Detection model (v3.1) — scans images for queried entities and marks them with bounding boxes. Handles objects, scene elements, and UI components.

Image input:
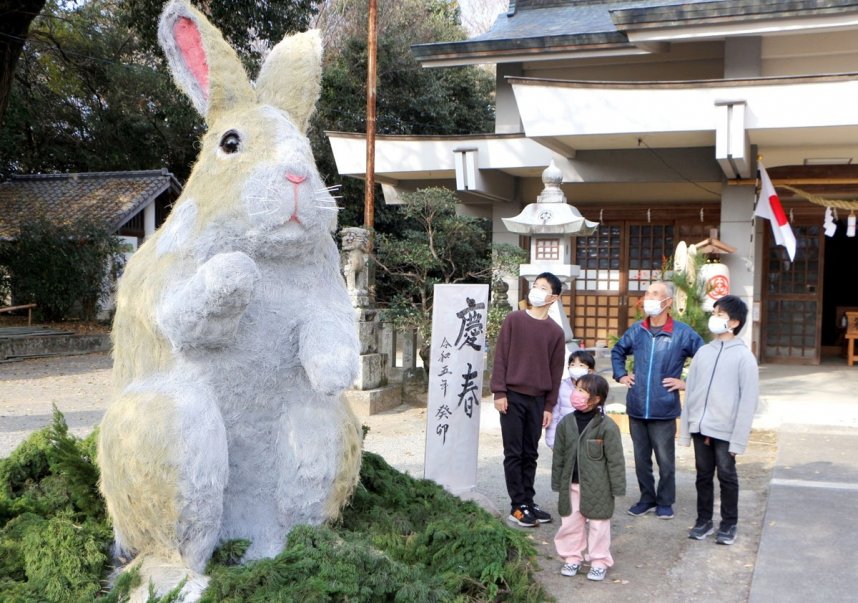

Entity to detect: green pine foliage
[667,251,712,344]
[45,407,103,518]
[1,412,549,602]
[20,511,112,601]
[201,452,547,602]
[0,409,112,602]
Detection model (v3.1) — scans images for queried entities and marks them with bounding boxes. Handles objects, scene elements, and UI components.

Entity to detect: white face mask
[643,298,665,317]
[528,288,550,307]
[708,315,732,335]
[569,367,589,380]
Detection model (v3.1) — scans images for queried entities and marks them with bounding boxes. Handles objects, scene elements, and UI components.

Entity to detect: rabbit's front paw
[199,252,261,312]
[157,252,261,349]
[303,350,358,395]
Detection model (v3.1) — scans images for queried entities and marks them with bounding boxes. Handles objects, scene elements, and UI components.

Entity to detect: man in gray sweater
[679,295,759,545]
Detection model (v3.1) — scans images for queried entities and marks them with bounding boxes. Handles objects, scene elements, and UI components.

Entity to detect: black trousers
[692,432,739,528]
[499,390,545,508]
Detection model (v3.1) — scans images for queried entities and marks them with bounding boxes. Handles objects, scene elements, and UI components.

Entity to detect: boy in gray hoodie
[679,295,759,545]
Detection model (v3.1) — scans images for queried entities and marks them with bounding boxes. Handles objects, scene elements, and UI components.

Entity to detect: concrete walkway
[749,361,858,603]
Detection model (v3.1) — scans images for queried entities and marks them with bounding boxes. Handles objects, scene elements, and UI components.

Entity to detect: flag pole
[748,154,761,268]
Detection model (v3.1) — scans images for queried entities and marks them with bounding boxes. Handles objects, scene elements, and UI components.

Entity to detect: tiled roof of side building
[0,170,180,240]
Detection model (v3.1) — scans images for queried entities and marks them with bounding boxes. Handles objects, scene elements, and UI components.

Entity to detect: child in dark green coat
[551,374,626,581]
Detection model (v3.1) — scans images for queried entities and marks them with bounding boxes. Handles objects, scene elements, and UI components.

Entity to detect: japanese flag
[755,163,796,261]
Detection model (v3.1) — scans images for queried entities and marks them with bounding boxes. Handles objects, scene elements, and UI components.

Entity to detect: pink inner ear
[174,17,209,100]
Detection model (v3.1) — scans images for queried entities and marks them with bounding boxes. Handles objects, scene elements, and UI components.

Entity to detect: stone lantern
[501,161,599,349]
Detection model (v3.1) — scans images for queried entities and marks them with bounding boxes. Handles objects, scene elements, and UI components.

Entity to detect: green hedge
[0,218,125,322]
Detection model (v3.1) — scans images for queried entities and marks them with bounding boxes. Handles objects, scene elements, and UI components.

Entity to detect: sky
[458,0,508,35]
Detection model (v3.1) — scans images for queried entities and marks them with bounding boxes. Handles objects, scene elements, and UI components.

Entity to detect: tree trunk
[0,0,46,127]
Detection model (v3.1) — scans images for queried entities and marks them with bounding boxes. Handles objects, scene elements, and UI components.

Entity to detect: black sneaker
[688,520,715,540]
[508,505,538,527]
[530,504,553,523]
[716,524,737,545]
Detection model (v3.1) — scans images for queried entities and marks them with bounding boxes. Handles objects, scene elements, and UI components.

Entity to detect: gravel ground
[1,352,113,455]
[0,352,777,602]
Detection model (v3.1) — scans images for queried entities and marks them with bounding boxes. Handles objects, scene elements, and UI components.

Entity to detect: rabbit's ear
[158,0,254,119]
[255,30,323,134]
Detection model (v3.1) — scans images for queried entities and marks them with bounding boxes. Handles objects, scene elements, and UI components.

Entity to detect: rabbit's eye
[219,130,241,154]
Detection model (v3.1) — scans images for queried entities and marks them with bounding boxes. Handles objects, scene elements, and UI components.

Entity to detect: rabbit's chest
[235,289,303,356]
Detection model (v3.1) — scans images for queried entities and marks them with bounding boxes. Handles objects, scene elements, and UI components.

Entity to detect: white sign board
[424,284,489,495]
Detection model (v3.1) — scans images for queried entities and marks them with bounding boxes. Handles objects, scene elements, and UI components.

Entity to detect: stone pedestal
[401,367,428,407]
[397,330,428,406]
[355,308,379,355]
[355,349,386,390]
[342,387,400,416]
[340,227,400,416]
[345,308,400,416]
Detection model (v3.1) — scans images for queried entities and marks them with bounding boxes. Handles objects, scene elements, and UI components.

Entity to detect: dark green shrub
[0,217,125,321]
[0,410,111,601]
[21,511,112,601]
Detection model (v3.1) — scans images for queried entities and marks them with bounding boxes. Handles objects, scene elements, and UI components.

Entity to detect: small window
[535,238,560,260]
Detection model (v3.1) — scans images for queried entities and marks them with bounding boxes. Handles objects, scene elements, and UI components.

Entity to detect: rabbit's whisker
[245,192,279,216]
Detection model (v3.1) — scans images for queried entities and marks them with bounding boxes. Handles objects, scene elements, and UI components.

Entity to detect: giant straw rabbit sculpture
[97,1,362,598]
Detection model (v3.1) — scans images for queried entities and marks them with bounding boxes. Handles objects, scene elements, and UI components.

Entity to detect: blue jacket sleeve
[685,327,704,360]
[611,325,635,381]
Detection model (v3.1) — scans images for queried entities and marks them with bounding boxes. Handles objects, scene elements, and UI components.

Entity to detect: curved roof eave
[412,32,632,66]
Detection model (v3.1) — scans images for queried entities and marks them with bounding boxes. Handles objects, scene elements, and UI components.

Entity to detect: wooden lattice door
[571,223,675,348]
[762,224,823,364]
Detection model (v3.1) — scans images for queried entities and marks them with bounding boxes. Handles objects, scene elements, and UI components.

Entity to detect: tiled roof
[0,170,180,240]
[475,0,712,42]
[412,0,715,61]
[413,0,858,62]
[612,0,858,28]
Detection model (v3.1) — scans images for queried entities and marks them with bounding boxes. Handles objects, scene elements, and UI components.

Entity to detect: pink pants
[554,483,614,569]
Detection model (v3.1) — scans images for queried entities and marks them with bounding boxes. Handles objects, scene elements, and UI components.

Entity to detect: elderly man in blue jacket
[612,281,703,520]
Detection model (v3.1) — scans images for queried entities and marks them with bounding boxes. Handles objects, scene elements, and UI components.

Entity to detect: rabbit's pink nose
[286,173,306,184]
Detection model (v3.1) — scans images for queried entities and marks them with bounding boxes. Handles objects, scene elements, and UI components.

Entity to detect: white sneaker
[587,566,607,581]
[560,563,580,577]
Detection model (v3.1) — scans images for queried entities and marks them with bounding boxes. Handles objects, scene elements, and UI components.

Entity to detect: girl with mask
[545,351,596,448]
[551,373,626,582]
